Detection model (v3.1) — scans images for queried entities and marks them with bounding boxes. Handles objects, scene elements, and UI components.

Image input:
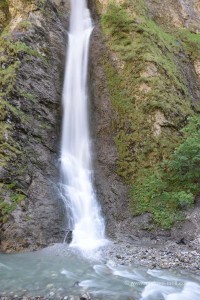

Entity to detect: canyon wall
[0,0,70,252]
[90,0,200,245]
[1,0,200,252]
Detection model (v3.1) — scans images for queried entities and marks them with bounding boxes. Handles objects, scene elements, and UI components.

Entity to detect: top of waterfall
[70,0,92,34]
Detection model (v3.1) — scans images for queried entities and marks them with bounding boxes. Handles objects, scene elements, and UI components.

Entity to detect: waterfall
[60,0,107,253]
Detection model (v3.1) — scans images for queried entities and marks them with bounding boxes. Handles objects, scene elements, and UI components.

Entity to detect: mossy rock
[100,1,200,228]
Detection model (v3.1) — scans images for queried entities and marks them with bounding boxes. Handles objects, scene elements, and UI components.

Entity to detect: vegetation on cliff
[0,0,66,237]
[132,116,200,228]
[0,20,40,224]
[0,0,68,252]
[100,1,200,228]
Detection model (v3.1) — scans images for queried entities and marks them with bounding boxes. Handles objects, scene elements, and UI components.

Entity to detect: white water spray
[60,0,107,252]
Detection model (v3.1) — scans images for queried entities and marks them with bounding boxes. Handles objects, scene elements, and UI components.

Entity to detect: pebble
[49,292,55,297]
[80,292,91,300]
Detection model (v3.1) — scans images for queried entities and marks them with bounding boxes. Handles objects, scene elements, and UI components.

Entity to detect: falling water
[60,0,107,253]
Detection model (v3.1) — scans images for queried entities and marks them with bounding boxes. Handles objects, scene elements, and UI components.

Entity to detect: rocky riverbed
[0,241,199,300]
[103,238,200,274]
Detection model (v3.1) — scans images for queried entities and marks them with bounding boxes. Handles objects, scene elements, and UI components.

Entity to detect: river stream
[0,244,200,299]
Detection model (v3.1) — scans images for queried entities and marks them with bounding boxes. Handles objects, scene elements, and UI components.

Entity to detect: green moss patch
[0,25,41,222]
[101,1,200,228]
[132,116,200,228]
[0,182,26,223]
[0,28,41,164]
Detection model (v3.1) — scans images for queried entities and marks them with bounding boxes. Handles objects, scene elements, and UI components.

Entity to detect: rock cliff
[1,0,200,252]
[90,0,200,245]
[0,0,70,252]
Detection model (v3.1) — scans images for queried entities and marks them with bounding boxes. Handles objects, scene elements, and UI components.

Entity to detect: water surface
[0,244,199,299]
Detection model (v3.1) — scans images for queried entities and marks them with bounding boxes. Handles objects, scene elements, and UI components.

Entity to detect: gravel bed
[103,238,200,274]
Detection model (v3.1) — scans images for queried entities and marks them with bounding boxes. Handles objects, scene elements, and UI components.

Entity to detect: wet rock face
[0,0,70,252]
[90,26,131,239]
[96,0,200,31]
[1,0,200,253]
[90,0,200,245]
[145,0,200,31]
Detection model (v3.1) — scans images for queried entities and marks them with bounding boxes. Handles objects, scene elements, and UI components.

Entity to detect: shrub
[132,116,200,228]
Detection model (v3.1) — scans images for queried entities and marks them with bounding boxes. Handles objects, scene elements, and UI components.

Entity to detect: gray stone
[0,0,69,253]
